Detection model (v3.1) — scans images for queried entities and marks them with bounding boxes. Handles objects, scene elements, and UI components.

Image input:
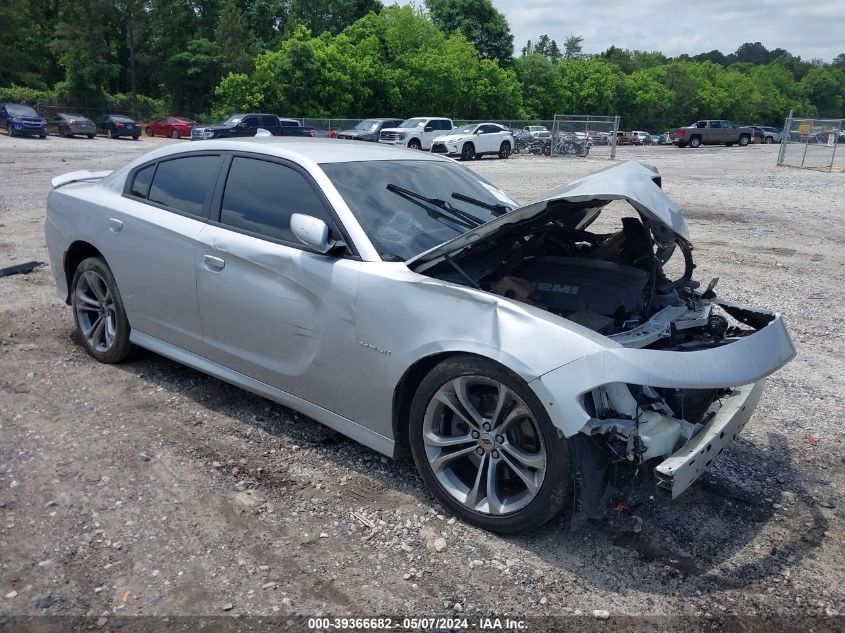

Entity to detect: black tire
[409,355,572,533]
[132,135,139,141]
[461,142,475,161]
[725,142,734,147]
[71,257,135,364]
[498,141,511,159]
[689,136,702,148]
[87,134,95,139]
[170,129,179,139]
[39,130,47,139]
[107,128,115,139]
[765,136,773,144]
[59,125,69,138]
[407,138,422,150]
[738,134,750,147]
[7,125,14,137]
[145,127,154,137]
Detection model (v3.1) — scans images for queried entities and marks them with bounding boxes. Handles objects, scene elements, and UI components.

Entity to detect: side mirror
[291,213,336,254]
[424,125,434,132]
[476,129,483,135]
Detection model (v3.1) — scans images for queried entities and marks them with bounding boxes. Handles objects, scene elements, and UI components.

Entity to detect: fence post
[610,116,620,159]
[777,110,792,166]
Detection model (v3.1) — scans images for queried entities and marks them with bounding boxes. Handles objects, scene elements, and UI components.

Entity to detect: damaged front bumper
[654,380,764,497]
[530,302,795,498]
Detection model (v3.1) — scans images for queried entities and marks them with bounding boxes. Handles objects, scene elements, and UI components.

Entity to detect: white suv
[379,117,453,150]
[431,123,514,160]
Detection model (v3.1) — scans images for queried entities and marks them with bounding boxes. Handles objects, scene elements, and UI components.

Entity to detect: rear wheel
[409,356,571,533]
[170,129,179,139]
[461,142,475,161]
[145,127,154,137]
[689,136,702,148]
[498,142,511,159]
[87,134,95,139]
[71,257,135,364]
[765,136,774,144]
[738,134,750,147]
[132,135,139,141]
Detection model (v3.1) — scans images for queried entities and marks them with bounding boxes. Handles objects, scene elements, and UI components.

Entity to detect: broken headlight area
[581,383,732,466]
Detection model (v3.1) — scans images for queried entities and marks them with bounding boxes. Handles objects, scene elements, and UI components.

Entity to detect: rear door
[108,152,223,352]
[195,153,362,415]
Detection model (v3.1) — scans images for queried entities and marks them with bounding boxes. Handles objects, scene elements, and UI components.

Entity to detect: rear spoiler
[51,170,112,189]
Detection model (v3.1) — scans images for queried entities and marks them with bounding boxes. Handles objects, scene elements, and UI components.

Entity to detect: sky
[493,0,845,62]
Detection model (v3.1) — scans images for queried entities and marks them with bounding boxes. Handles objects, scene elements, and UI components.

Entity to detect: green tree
[216,0,257,74]
[523,35,561,62]
[514,53,559,118]
[425,0,514,63]
[0,0,34,86]
[287,0,382,37]
[557,57,621,114]
[800,66,845,117]
[167,38,224,114]
[563,35,583,61]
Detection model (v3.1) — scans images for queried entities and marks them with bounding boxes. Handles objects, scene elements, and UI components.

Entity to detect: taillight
[679,129,686,137]
[309,130,317,137]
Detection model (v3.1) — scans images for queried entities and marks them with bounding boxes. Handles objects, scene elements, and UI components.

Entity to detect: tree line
[1,0,843,130]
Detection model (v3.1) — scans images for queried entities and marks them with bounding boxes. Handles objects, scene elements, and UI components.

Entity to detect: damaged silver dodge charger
[45,139,795,533]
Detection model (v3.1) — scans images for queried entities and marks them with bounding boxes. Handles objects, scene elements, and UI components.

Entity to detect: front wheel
[170,129,179,139]
[407,138,422,150]
[86,134,95,139]
[498,142,511,159]
[132,135,139,141]
[107,129,115,139]
[71,257,135,364]
[461,142,475,161]
[409,356,571,533]
[765,136,773,144]
[7,125,14,137]
[145,127,154,136]
[738,134,750,147]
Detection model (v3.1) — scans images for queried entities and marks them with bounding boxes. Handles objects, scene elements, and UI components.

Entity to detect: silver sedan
[45,139,795,532]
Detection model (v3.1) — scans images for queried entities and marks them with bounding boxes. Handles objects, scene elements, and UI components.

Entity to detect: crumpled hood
[407,160,690,268]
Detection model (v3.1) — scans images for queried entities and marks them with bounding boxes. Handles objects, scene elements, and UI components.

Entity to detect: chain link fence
[551,115,620,159]
[777,112,844,173]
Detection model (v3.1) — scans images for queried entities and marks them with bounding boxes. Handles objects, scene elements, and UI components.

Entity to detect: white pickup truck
[378,117,453,150]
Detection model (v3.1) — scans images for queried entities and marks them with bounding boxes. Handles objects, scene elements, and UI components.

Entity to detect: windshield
[222,115,243,126]
[354,119,380,131]
[112,115,133,122]
[448,124,477,136]
[398,118,426,129]
[321,160,518,261]
[8,105,39,117]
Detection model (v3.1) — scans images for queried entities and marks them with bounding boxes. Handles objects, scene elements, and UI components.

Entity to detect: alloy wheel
[74,270,117,353]
[422,376,547,515]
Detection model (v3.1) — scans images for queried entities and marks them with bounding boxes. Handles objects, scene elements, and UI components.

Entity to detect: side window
[438,120,451,130]
[260,115,278,127]
[241,116,258,128]
[129,164,156,199]
[723,121,734,129]
[709,121,721,128]
[148,155,220,216]
[220,157,331,244]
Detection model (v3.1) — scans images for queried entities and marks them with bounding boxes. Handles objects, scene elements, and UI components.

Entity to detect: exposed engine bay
[418,199,750,354]
[416,196,777,483]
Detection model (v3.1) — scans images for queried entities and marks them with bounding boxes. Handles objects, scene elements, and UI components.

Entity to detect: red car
[144,116,197,139]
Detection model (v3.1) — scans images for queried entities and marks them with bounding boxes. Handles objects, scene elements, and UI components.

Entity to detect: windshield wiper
[386,184,484,229]
[450,192,510,217]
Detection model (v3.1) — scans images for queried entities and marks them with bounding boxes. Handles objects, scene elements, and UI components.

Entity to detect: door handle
[203,254,225,271]
[108,218,123,232]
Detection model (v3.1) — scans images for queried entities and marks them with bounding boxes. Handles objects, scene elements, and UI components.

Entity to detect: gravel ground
[0,135,843,630]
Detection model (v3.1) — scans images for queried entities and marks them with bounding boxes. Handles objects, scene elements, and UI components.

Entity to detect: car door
[195,153,362,416]
[707,120,723,143]
[47,115,61,135]
[101,153,222,353]
[234,115,259,137]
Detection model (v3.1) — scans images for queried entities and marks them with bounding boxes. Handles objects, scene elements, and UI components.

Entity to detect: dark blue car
[1,103,47,138]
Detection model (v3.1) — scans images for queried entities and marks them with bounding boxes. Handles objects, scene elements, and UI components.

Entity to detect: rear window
[112,115,134,123]
[130,164,155,199]
[147,155,220,217]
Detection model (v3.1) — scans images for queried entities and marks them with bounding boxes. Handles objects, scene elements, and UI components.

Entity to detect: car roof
[126,137,454,165]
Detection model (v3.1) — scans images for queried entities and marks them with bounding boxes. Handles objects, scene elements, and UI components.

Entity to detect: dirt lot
[1,135,844,629]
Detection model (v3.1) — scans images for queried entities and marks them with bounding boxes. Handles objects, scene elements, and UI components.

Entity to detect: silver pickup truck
[672,120,753,148]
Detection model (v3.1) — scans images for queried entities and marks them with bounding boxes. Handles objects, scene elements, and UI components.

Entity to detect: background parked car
[755,126,782,143]
[145,116,197,139]
[1,103,47,138]
[47,113,96,138]
[336,118,403,142]
[379,117,453,150]
[673,120,753,147]
[430,122,513,160]
[523,125,551,140]
[630,130,651,145]
[96,114,141,140]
